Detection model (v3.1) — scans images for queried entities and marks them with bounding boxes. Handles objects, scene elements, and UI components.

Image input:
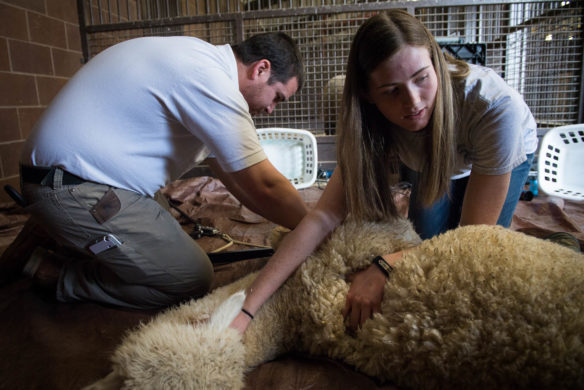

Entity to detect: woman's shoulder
[455,64,530,118]
[459,65,512,100]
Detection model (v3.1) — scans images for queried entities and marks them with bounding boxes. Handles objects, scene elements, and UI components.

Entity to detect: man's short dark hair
[232,32,304,91]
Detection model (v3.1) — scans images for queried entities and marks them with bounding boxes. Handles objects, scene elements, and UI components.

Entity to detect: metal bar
[579,40,584,123]
[235,12,244,42]
[88,0,94,24]
[97,0,102,23]
[84,13,225,31]
[76,0,91,62]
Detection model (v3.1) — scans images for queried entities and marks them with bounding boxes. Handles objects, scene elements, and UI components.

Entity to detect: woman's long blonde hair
[337,10,469,221]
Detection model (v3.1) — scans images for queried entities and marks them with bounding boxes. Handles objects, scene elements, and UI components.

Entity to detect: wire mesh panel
[245,13,371,131]
[80,0,583,136]
[417,2,583,131]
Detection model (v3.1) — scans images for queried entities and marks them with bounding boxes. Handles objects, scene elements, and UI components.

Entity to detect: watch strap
[372,255,393,278]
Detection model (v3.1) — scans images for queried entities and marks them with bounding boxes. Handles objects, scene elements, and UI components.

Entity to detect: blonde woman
[231,10,537,332]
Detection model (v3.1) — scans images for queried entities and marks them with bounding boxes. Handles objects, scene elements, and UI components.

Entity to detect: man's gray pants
[22,170,213,309]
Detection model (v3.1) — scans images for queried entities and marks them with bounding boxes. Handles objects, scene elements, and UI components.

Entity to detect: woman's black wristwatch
[372,255,393,278]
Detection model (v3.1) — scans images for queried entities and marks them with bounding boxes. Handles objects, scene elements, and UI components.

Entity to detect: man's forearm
[207,158,309,230]
[246,179,308,229]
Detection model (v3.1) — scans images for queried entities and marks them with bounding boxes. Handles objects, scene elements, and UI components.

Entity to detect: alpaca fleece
[85,220,584,390]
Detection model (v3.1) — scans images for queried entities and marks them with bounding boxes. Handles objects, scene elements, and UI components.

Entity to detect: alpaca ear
[209,290,246,330]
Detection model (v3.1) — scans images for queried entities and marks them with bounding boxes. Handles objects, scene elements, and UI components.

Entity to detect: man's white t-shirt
[22,36,266,197]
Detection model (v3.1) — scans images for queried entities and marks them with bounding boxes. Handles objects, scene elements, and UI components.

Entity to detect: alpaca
[322,74,345,134]
[85,219,584,390]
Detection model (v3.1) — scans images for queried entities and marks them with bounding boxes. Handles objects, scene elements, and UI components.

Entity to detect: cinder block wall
[0,0,83,202]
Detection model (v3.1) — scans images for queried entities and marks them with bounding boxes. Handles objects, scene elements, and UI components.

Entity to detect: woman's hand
[342,251,405,331]
[229,311,252,335]
[342,264,387,332]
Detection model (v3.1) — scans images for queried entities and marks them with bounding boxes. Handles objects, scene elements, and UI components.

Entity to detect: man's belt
[20,165,86,186]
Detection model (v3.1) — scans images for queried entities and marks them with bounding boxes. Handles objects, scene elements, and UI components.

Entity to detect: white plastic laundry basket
[257,128,318,189]
[537,124,584,201]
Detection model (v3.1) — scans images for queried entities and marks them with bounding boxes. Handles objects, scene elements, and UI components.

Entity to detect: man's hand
[206,158,308,230]
[342,264,387,332]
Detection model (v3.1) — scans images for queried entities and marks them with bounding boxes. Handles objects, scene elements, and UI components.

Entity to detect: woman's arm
[229,169,347,333]
[460,170,511,226]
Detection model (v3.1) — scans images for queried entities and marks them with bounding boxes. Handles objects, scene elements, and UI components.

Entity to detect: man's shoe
[0,219,54,286]
[23,247,62,291]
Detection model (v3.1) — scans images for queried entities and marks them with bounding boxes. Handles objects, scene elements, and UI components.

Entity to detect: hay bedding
[86,219,584,390]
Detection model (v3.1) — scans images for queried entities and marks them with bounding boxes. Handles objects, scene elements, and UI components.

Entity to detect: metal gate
[78,0,584,135]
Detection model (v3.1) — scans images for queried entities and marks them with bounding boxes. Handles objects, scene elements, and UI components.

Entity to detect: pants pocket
[90,188,121,224]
